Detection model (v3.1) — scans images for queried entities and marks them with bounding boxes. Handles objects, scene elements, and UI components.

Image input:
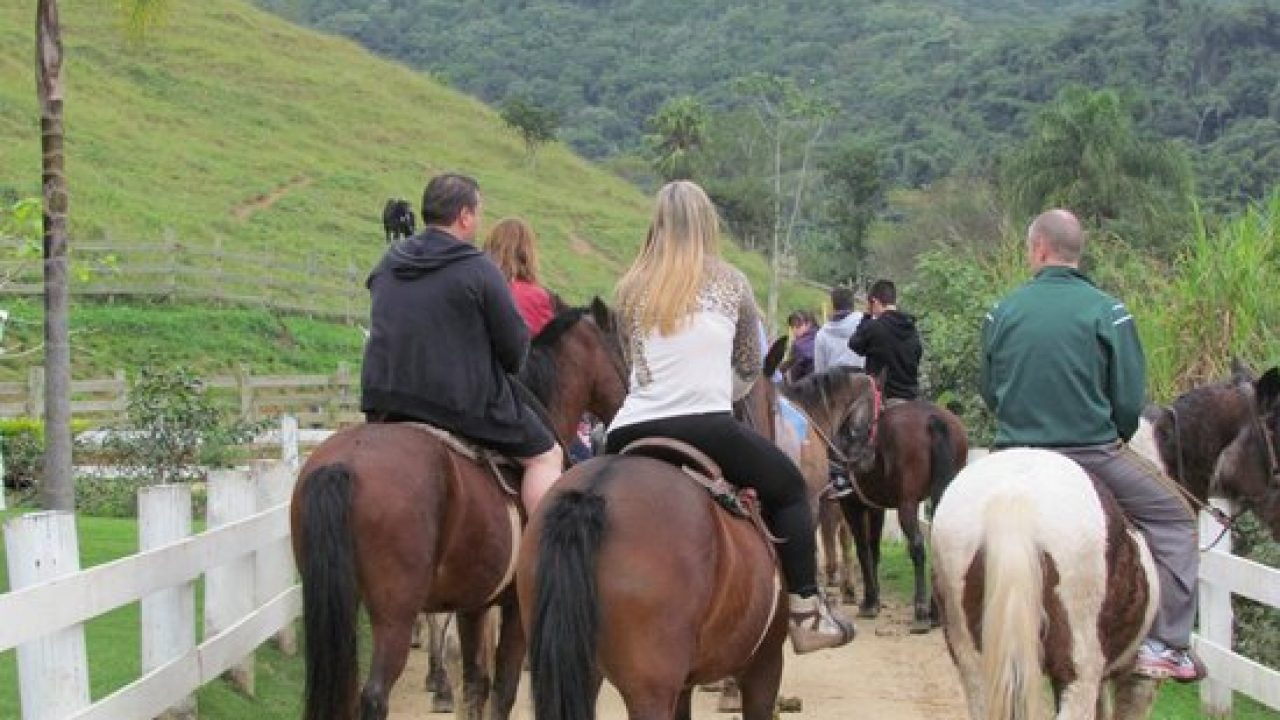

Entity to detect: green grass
[0,0,820,379]
[876,541,1279,719]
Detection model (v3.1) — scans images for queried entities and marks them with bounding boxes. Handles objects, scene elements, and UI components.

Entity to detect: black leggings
[606,412,818,597]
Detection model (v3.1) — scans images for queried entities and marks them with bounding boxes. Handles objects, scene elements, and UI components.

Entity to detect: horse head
[1212,366,1280,540]
[778,367,877,471]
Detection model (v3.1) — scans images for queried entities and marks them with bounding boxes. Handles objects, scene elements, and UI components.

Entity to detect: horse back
[293,423,521,612]
[554,457,782,683]
[867,401,968,506]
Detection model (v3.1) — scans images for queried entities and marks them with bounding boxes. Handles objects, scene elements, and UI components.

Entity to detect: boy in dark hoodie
[848,279,921,405]
[360,173,564,513]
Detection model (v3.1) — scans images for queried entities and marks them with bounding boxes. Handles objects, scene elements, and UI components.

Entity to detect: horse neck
[547,328,623,443]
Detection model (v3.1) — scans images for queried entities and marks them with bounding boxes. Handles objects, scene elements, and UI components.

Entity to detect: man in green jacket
[980,208,1202,682]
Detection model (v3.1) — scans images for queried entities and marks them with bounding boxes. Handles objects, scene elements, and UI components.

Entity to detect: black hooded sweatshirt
[848,309,922,400]
[360,227,540,448]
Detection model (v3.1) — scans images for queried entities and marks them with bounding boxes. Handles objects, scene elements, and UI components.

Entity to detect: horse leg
[841,498,882,617]
[487,599,526,720]
[619,686,684,720]
[456,609,493,720]
[736,637,785,720]
[1056,674,1103,720]
[426,614,455,713]
[361,610,418,720]
[818,501,841,590]
[898,501,932,634]
[840,519,858,605]
[1109,675,1158,720]
[675,688,694,720]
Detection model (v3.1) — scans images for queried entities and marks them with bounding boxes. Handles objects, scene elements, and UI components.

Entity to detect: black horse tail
[530,480,610,720]
[298,463,360,720]
[927,415,955,519]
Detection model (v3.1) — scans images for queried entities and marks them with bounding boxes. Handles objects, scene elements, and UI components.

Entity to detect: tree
[1000,85,1194,252]
[500,97,560,165]
[820,141,884,283]
[731,73,836,327]
[34,0,170,511]
[646,96,709,181]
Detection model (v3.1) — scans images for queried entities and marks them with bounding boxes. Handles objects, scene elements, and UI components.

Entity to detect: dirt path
[388,596,969,720]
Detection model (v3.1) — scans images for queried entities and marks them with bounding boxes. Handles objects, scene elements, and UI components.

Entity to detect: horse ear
[1231,358,1256,386]
[589,296,615,333]
[1257,367,1280,415]
[763,337,788,378]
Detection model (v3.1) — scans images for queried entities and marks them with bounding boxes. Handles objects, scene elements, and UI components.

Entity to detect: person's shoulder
[706,259,752,298]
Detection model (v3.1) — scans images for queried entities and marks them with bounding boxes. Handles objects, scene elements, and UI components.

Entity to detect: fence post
[4,511,90,719]
[281,415,299,474]
[329,362,351,426]
[27,366,44,420]
[252,459,298,655]
[113,369,128,420]
[1198,498,1234,718]
[237,364,254,423]
[139,485,197,720]
[205,469,256,696]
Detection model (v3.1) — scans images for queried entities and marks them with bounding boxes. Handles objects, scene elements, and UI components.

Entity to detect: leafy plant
[500,97,561,165]
[102,365,262,487]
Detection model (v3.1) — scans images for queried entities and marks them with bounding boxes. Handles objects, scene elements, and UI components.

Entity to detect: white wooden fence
[1193,499,1280,717]
[0,417,302,720]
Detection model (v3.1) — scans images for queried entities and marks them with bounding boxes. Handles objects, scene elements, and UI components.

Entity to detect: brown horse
[778,373,968,632]
[517,369,878,720]
[291,300,627,720]
[1134,362,1280,539]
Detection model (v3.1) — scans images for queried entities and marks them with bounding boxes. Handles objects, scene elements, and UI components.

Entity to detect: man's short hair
[1028,209,1085,263]
[868,279,896,305]
[422,174,480,227]
[830,287,854,312]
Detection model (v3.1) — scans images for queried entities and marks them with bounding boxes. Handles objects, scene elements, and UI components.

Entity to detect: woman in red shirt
[484,218,555,336]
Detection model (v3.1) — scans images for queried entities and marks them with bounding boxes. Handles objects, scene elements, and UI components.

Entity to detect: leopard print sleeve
[728,269,762,399]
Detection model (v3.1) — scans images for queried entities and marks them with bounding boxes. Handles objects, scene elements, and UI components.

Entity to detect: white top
[814,311,865,372]
[609,261,762,432]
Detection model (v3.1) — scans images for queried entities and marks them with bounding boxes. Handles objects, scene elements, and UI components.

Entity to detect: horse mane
[785,365,863,408]
[519,308,589,406]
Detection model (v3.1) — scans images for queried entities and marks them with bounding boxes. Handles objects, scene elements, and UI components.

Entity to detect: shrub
[101,365,263,489]
[1,417,93,490]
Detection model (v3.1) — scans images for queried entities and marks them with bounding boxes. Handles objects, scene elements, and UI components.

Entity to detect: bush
[1232,514,1280,669]
[101,365,263,489]
[1,417,93,490]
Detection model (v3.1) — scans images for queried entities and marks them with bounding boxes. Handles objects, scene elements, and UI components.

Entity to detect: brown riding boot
[787,593,856,654]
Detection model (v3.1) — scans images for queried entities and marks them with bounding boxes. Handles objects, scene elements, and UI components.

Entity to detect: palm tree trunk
[37,0,74,511]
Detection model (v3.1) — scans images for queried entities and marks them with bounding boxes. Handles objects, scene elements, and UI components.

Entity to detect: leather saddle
[618,437,764,526]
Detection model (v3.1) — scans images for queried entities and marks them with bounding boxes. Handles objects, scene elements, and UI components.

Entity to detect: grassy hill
[0,0,819,380]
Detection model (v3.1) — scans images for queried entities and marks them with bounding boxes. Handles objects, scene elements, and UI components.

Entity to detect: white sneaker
[787,593,855,654]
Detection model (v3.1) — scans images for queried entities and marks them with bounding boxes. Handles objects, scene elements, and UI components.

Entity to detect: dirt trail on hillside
[387,596,969,720]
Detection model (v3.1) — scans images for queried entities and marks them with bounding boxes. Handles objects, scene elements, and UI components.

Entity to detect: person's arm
[1103,301,1146,442]
[479,261,530,374]
[848,314,874,355]
[731,275,763,400]
[979,305,998,412]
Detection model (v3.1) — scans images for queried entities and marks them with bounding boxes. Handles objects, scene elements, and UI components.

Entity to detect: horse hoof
[431,697,454,714]
[909,618,932,634]
[857,604,881,618]
[777,696,803,713]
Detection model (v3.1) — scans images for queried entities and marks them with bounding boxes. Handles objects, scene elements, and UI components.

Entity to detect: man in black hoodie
[848,279,921,406]
[361,173,563,513]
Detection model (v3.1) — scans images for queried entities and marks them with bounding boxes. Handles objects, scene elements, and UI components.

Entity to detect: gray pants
[1056,442,1198,649]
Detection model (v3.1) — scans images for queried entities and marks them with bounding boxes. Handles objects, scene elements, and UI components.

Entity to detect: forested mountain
[258,0,1279,207]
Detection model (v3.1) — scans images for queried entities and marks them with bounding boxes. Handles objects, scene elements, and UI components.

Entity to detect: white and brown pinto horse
[932,365,1280,719]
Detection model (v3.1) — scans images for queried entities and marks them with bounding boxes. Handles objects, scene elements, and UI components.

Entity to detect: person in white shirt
[813,287,865,498]
[605,180,854,654]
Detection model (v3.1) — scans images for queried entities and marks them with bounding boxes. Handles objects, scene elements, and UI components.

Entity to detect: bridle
[788,373,882,468]
[1168,405,1280,551]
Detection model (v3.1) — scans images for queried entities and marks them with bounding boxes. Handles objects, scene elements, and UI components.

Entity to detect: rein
[786,375,888,510]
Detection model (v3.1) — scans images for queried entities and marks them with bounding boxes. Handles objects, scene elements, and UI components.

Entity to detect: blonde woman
[484,218,556,335]
[605,180,854,654]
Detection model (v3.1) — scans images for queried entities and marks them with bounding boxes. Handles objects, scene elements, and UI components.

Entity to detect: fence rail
[0,238,369,323]
[1,418,301,720]
[0,364,361,427]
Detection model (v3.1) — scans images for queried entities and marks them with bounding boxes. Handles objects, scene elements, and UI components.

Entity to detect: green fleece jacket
[980,266,1146,447]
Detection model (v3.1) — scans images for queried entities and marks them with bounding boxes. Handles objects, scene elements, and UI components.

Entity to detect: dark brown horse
[291,300,627,720]
[517,369,878,720]
[778,372,968,633]
[1134,362,1280,540]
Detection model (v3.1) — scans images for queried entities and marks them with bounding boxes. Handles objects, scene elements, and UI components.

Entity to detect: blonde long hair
[484,217,540,283]
[615,181,721,336]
